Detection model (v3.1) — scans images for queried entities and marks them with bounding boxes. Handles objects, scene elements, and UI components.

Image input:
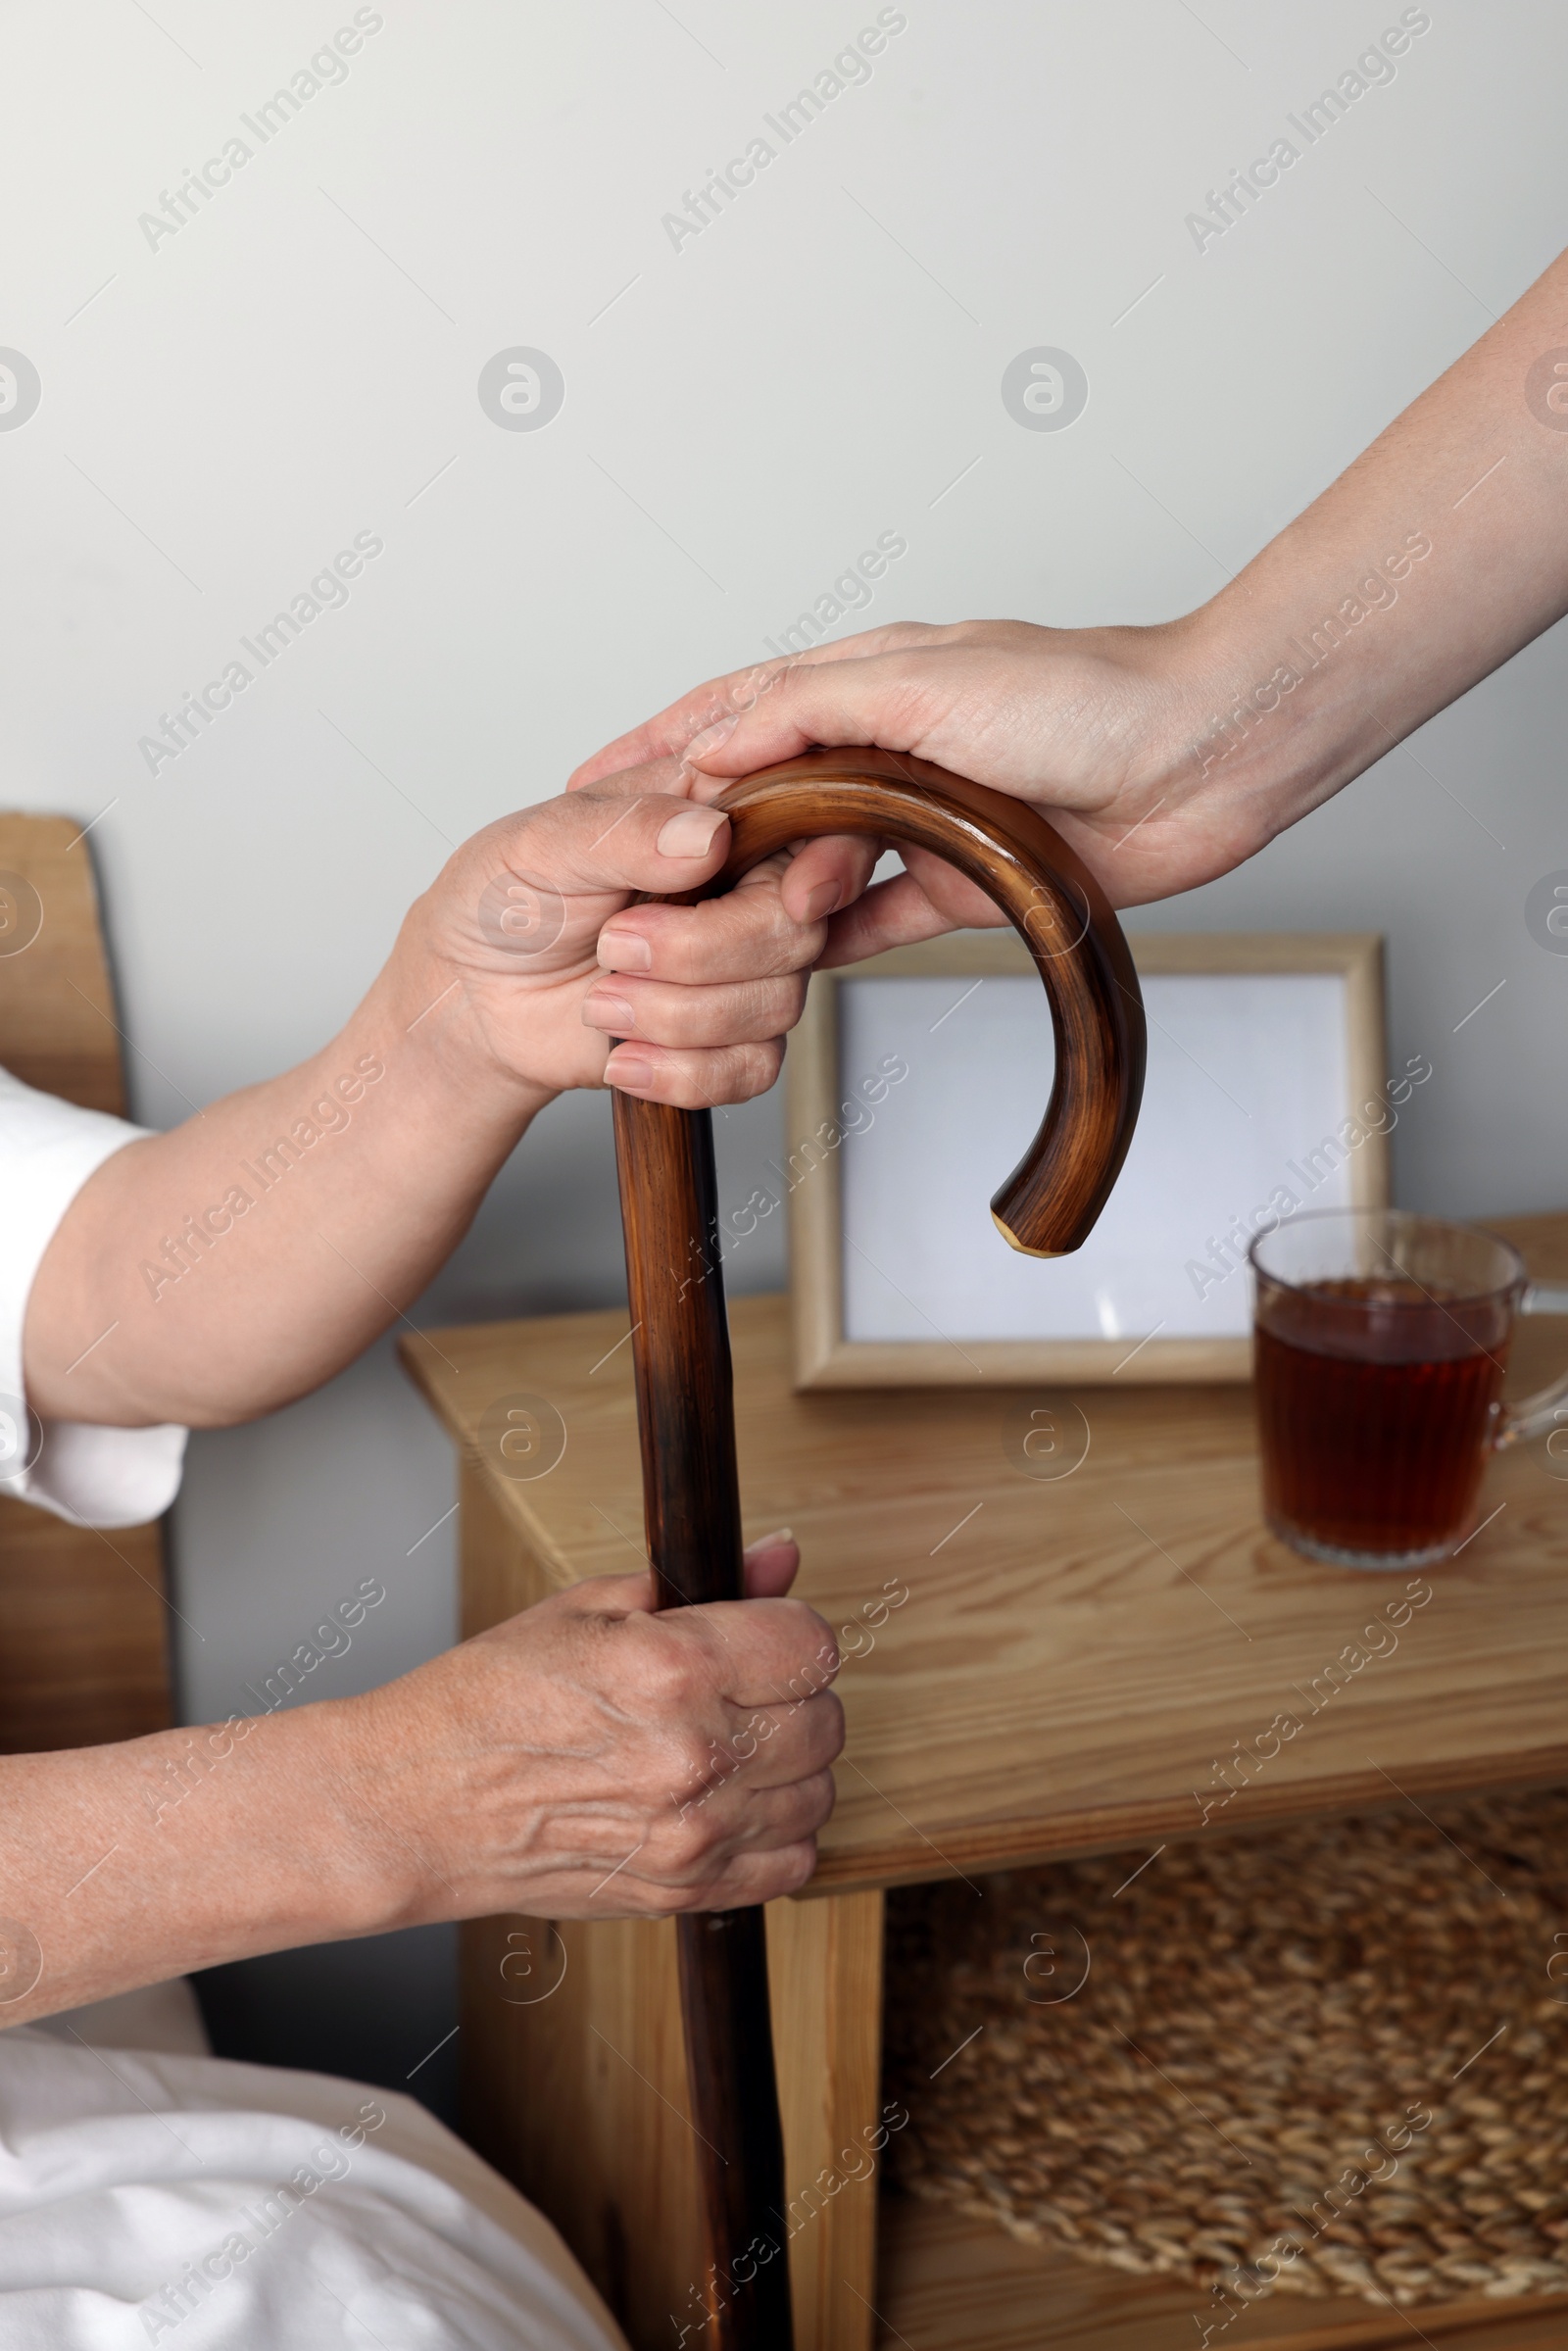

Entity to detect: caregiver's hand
[2,1538,844,2027]
[572,243,1568,947]
[570,621,1218,948]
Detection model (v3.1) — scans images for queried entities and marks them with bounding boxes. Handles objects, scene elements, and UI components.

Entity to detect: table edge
[798,1743,1568,1895]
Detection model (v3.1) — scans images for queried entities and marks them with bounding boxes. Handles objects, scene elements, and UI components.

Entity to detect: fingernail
[685,713,739,763]
[657,806,728,859]
[754,1527,794,1548]
[598,927,651,971]
[803,880,842,923]
[606,1053,654,1093]
[583,992,635,1033]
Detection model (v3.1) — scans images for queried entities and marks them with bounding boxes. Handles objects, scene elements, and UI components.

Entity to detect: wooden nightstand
[400,1215,1568,2351]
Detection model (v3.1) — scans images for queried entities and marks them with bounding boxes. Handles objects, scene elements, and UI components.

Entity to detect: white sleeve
[0,1064,187,1529]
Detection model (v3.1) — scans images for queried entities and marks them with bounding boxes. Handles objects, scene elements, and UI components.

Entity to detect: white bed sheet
[0,2019,629,2350]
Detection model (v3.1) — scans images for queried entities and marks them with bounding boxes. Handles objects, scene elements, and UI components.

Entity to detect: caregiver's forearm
[1174,245,1568,849]
[24,931,543,1426]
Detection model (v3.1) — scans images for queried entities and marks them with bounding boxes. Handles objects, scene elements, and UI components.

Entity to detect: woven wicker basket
[884,1790,1568,2308]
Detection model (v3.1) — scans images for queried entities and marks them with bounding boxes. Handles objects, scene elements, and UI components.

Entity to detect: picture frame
[784,931,1396,1388]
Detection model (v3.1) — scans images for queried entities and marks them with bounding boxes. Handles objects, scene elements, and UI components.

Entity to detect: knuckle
[712,915,794,981]
[812,1691,848,1763]
[662,1812,722,1884]
[661,1813,745,1895]
[765,1841,819,1898]
[766,974,809,1032]
[680,978,793,1049]
[660,1055,721,1110]
[794,1768,838,1834]
[746,973,797,1025]
[736,1043,783,1099]
[667,1725,717,1792]
[779,1603,840,1684]
[641,1863,715,1915]
[682,1044,777,1108]
[635,1630,710,1716]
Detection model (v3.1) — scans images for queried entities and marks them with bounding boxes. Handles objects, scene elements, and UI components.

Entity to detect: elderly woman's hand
[352,1536,842,1923]
[24,774,842,1430]
[5,1538,842,2026]
[403,765,840,1111]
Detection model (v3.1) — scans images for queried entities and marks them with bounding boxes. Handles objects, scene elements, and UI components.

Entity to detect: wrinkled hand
[569,617,1250,956]
[404,768,837,1108]
[352,1535,844,1920]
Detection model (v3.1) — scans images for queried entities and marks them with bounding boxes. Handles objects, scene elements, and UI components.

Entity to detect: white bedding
[0,2021,629,2349]
[0,1074,631,2345]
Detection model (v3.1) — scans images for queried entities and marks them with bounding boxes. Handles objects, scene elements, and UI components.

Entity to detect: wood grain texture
[0,1499,171,1751]
[610,1090,747,1618]
[454,1459,890,2351]
[612,1087,792,2349]
[874,2200,1568,2350]
[605,755,1148,2346]
[0,813,125,1113]
[787,930,1389,1389]
[420,1232,1568,2351]
[706,754,1146,1255]
[768,1889,885,2351]
[466,1897,888,2351]
[0,811,171,1752]
[400,1216,1568,1898]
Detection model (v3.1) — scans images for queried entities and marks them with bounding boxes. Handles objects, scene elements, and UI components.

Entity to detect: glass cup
[1249,1208,1568,1570]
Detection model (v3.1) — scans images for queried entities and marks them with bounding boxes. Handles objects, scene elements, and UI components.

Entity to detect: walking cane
[611,748,1146,2349]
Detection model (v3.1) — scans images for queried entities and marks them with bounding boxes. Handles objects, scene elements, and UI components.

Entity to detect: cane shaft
[612,1089,793,2351]
[607,753,1145,2351]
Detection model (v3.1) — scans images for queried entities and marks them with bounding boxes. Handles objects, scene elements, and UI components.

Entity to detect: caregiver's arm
[24,776,832,1428]
[0,1545,844,2026]
[572,245,1568,943]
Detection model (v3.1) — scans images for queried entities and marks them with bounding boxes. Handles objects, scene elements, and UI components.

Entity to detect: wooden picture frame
[785,932,1391,1388]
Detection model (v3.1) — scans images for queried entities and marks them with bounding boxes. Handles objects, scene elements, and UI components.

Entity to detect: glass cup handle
[1494,1283,1568,1452]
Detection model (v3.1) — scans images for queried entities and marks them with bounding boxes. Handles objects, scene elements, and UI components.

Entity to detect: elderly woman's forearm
[22,952,544,1426]
[0,1704,408,2026]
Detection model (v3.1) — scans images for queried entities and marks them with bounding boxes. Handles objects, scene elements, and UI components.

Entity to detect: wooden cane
[612,749,1146,2349]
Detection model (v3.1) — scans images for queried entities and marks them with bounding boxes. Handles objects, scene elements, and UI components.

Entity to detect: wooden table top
[400,1213,1568,1896]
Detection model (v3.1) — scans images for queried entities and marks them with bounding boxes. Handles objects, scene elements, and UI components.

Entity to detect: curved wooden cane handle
[703,747,1146,1250]
[609,752,1144,2351]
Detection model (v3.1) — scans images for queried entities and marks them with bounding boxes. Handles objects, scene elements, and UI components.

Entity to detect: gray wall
[6,0,1566,2102]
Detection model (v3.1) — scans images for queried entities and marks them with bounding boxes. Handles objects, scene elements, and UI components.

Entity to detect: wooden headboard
[0,815,173,1752]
